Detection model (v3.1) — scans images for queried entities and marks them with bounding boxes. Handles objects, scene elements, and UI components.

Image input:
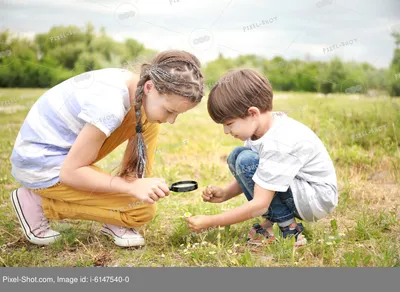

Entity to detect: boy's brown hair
[207,69,273,124]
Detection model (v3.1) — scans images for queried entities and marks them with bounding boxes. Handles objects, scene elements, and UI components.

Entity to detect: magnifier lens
[175,183,195,188]
[170,180,198,192]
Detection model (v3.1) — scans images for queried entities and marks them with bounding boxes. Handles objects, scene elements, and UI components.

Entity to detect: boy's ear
[248,106,260,118]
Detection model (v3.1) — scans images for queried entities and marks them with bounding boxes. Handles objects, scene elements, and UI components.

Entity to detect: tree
[389,33,400,97]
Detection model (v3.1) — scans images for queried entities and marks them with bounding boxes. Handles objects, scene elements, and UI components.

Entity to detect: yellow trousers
[31,108,160,228]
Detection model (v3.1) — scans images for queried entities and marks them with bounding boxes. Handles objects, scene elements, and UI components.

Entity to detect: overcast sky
[1,0,399,68]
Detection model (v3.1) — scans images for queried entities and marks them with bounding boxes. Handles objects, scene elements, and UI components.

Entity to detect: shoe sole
[294,237,307,247]
[101,229,145,247]
[11,189,61,246]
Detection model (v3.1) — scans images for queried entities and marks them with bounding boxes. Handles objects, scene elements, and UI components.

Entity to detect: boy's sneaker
[11,188,61,245]
[247,221,276,245]
[101,223,145,247]
[280,222,307,246]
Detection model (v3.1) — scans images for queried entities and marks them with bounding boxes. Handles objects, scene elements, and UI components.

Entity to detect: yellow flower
[227,249,233,254]
[184,212,192,218]
[161,254,165,258]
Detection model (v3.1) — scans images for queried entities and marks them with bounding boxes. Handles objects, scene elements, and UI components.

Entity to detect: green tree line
[0,24,399,96]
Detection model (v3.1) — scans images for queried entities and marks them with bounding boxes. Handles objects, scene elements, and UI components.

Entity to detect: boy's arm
[223,180,244,200]
[186,184,275,232]
[211,184,274,227]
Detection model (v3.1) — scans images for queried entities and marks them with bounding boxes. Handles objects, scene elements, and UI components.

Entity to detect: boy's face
[143,81,198,124]
[223,116,257,141]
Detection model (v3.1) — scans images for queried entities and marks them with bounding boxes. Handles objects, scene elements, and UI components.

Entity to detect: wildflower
[201,241,208,246]
[326,242,333,246]
[161,254,165,258]
[227,249,233,254]
[328,235,335,240]
[339,233,346,237]
[184,212,192,218]
[209,251,216,255]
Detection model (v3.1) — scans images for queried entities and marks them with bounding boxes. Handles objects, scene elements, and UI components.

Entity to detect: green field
[0,88,399,267]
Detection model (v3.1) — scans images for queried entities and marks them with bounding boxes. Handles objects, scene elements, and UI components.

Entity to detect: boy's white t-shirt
[244,112,338,222]
[10,68,132,189]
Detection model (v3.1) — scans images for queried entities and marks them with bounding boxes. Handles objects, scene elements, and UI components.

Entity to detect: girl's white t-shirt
[10,68,131,189]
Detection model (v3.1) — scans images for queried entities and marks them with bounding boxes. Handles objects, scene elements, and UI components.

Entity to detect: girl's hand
[127,178,169,204]
[202,185,227,203]
[184,215,214,233]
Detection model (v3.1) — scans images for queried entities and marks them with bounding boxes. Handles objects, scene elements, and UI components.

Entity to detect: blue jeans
[227,146,300,227]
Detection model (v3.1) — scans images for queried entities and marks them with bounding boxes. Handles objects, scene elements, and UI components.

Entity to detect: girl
[10,50,204,247]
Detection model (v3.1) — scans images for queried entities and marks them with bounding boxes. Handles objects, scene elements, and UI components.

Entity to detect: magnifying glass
[169,180,198,192]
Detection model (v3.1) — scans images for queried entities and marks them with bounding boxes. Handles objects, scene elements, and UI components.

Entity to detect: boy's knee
[121,202,156,227]
[227,146,249,168]
[235,150,259,175]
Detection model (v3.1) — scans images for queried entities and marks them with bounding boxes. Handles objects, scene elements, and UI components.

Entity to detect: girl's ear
[144,80,153,94]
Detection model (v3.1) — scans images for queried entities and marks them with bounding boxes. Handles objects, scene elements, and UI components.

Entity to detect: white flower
[326,242,333,246]
[209,251,216,255]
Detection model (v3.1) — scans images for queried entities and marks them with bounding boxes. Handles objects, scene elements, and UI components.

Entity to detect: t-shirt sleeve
[77,93,126,137]
[253,141,314,192]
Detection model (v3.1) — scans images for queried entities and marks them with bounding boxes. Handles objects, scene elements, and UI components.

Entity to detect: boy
[185,69,338,246]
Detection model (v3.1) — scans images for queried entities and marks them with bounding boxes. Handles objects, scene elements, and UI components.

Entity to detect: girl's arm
[59,123,133,194]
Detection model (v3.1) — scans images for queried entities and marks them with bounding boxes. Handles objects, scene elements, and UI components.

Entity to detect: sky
[1,0,399,68]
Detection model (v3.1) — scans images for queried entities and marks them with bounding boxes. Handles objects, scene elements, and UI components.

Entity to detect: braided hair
[118,50,204,180]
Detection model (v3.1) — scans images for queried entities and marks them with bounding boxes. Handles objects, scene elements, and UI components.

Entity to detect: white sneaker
[101,223,145,247]
[11,188,61,245]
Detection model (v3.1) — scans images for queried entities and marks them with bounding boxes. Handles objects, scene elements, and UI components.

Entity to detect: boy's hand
[202,185,227,203]
[184,215,214,233]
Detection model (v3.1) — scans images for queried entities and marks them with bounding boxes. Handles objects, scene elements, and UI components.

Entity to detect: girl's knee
[121,202,156,227]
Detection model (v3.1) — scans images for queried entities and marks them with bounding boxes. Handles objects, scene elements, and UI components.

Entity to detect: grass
[0,88,399,267]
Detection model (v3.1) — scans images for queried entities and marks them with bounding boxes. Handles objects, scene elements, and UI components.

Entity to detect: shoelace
[31,213,51,235]
[118,226,138,236]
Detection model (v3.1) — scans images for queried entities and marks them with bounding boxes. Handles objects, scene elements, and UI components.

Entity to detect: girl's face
[142,80,198,124]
